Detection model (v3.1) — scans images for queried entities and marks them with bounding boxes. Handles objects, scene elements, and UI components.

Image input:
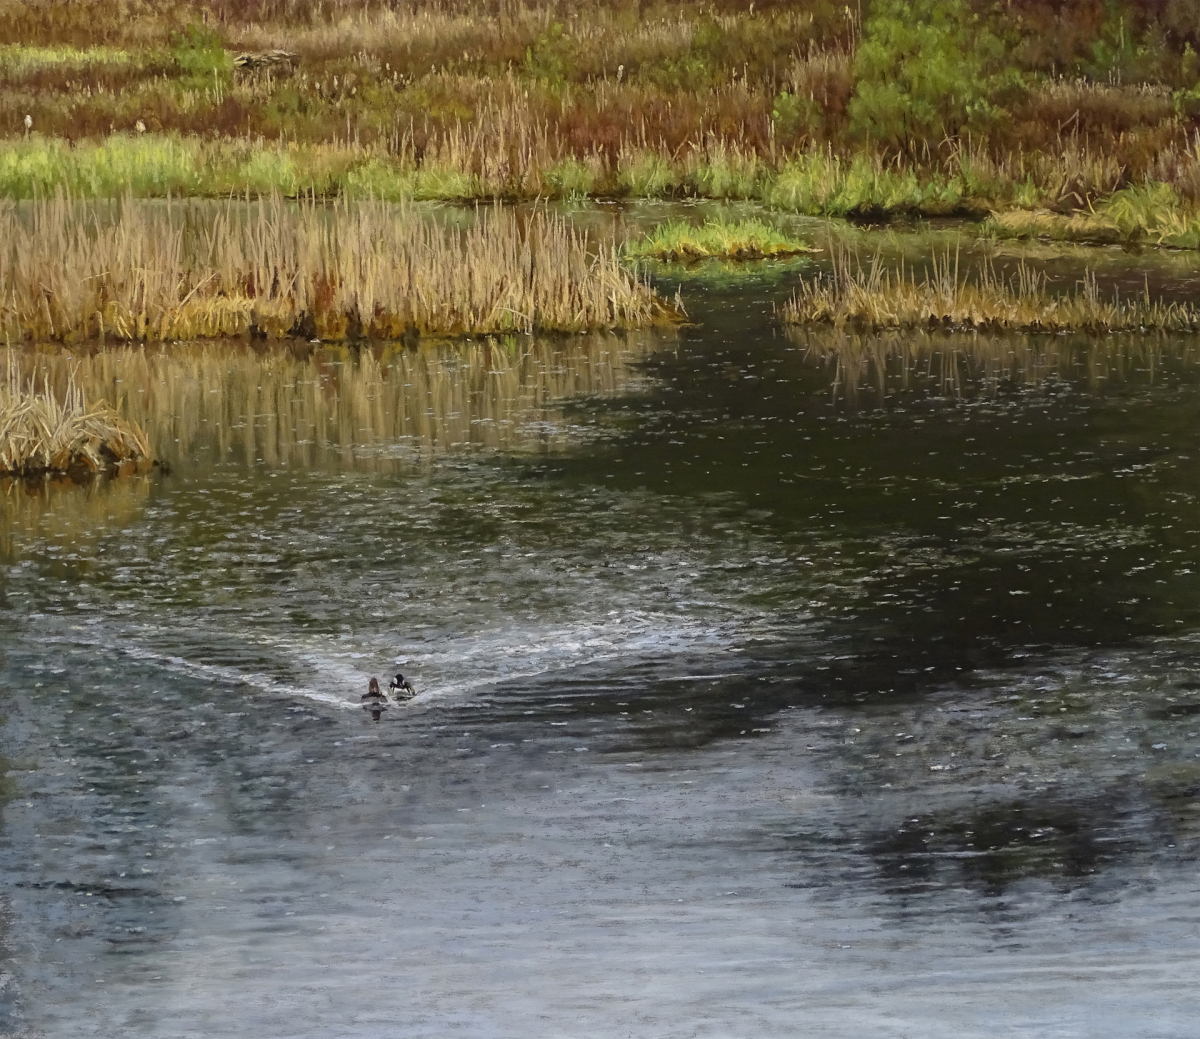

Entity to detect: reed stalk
[0,358,150,475]
[0,194,681,343]
[781,247,1200,334]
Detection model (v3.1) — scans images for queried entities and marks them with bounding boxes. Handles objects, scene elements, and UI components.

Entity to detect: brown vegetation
[0,195,680,343]
[5,1,1200,215]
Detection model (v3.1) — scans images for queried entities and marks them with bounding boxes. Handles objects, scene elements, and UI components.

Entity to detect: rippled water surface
[2,240,1200,1037]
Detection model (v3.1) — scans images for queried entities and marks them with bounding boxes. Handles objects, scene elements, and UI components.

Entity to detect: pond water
[2,231,1200,1037]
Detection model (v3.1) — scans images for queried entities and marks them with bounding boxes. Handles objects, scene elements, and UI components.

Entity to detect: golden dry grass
[0,359,150,475]
[781,247,1200,334]
[0,194,681,343]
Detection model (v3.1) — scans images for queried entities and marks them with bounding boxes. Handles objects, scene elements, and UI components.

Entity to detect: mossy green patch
[626,218,813,261]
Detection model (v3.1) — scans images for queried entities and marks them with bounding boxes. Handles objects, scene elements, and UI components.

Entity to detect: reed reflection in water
[790,327,1200,404]
[0,472,152,561]
[4,331,667,471]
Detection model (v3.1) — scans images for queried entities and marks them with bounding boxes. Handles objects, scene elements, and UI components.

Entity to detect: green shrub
[523,21,574,85]
[170,24,230,87]
[543,158,596,199]
[1083,3,1171,85]
[771,90,822,140]
[847,0,1025,153]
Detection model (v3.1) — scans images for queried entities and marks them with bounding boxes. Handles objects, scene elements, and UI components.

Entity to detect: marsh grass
[782,247,1200,334]
[0,194,680,343]
[0,361,150,475]
[625,217,813,261]
[985,183,1200,249]
[6,1,1200,225]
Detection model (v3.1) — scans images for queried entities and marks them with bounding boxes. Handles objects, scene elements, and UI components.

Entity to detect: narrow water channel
[1,251,1198,1036]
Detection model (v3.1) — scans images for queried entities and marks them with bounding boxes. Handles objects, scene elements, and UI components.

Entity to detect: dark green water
[0,242,1198,1037]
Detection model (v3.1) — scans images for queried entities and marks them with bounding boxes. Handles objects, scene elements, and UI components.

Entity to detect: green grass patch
[984,183,1200,249]
[626,218,813,261]
[0,44,146,75]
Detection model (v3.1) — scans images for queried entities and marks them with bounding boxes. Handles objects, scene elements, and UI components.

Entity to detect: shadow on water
[543,260,1200,711]
[866,791,1139,897]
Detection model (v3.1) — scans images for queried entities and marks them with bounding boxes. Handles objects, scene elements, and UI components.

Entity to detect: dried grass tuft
[0,359,150,474]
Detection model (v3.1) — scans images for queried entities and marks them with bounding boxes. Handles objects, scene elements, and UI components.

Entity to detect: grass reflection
[788,327,1200,404]
[0,471,151,560]
[3,332,668,472]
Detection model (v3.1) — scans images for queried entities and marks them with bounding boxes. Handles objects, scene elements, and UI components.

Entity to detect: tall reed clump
[0,194,682,343]
[781,247,1200,334]
[0,361,150,475]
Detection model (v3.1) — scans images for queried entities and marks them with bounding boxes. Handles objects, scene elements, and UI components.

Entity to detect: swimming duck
[362,677,389,721]
[388,673,417,702]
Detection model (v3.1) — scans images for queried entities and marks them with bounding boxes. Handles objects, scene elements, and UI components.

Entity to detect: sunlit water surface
[1,247,1199,1037]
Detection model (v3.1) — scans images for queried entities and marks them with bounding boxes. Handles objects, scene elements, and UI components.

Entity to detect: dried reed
[781,247,1200,334]
[0,359,150,474]
[0,195,681,342]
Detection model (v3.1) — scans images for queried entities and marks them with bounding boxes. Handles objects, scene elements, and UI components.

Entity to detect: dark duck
[362,677,389,721]
[388,673,417,702]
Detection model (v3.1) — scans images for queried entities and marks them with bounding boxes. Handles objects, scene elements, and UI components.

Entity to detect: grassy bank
[0,126,1193,220]
[0,195,680,342]
[5,1,1200,226]
[781,249,1200,333]
[0,365,150,475]
[985,182,1200,248]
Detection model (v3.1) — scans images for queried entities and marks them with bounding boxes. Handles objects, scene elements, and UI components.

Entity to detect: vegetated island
[780,248,1200,334]
[1,195,683,343]
[625,218,815,261]
[5,0,1200,242]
